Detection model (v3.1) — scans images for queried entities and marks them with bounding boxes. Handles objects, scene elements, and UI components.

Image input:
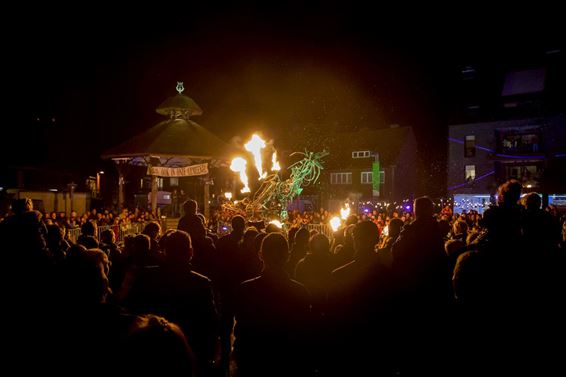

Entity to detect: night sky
[3,4,563,195]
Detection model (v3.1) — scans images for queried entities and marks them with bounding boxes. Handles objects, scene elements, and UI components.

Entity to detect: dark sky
[3,4,563,193]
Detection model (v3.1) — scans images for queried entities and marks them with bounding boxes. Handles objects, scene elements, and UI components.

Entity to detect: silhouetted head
[414,196,434,219]
[182,199,198,215]
[121,314,193,375]
[346,214,359,226]
[142,221,161,240]
[497,179,522,207]
[63,247,111,304]
[309,233,330,255]
[353,220,379,255]
[524,192,541,211]
[388,218,404,239]
[100,229,116,244]
[164,230,193,263]
[294,227,310,247]
[231,215,246,234]
[452,220,468,236]
[81,220,98,237]
[260,232,289,270]
[11,198,33,215]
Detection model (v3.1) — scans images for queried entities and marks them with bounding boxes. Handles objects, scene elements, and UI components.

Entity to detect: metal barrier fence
[304,223,334,239]
[66,221,161,244]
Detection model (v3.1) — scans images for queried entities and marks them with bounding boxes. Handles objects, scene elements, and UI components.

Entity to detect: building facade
[448,115,566,212]
[317,126,417,210]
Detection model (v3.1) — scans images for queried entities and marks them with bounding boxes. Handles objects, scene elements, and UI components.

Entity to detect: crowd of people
[1,179,565,376]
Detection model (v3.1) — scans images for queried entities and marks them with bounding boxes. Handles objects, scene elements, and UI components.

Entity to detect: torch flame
[329,216,342,232]
[340,204,351,220]
[269,219,283,229]
[271,151,281,171]
[244,134,267,180]
[230,157,250,193]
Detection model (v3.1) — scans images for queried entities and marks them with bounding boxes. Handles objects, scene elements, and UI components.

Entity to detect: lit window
[380,170,385,184]
[170,177,179,186]
[465,165,476,180]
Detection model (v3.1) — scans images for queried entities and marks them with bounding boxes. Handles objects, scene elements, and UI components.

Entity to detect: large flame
[271,151,281,171]
[340,204,351,220]
[244,134,267,179]
[329,216,342,232]
[230,157,250,193]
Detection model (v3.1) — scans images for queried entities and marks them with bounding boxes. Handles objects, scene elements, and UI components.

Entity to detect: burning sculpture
[227,134,328,220]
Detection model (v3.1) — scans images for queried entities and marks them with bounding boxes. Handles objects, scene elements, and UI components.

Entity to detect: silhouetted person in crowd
[121,230,218,376]
[77,220,99,249]
[215,215,247,374]
[55,247,135,373]
[452,180,560,375]
[286,227,309,277]
[376,217,404,268]
[522,192,561,252]
[178,199,203,237]
[391,196,452,375]
[329,220,394,375]
[46,223,69,264]
[118,314,194,376]
[234,233,311,377]
[189,220,216,279]
[295,233,333,315]
[240,227,262,281]
[333,224,355,268]
[100,228,125,294]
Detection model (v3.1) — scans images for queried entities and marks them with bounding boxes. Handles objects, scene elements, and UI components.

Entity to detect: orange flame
[230,157,250,193]
[244,134,267,179]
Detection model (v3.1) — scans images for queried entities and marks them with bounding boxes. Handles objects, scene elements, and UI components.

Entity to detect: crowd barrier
[66,220,166,244]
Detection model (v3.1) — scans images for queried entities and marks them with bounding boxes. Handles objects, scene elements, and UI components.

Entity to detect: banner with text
[148,163,208,177]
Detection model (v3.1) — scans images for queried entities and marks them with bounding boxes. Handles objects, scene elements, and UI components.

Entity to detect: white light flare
[244,134,267,179]
[340,204,351,220]
[271,151,281,171]
[269,219,283,229]
[230,157,251,193]
[329,216,342,232]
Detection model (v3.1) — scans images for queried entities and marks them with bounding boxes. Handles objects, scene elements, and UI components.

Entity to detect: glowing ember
[244,134,267,179]
[329,216,342,232]
[268,219,283,228]
[340,204,351,220]
[271,151,281,171]
[230,157,250,193]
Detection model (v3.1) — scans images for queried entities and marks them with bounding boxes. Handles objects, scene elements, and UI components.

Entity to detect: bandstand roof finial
[176,82,185,94]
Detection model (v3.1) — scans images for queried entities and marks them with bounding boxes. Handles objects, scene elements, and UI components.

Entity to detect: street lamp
[224,192,233,200]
